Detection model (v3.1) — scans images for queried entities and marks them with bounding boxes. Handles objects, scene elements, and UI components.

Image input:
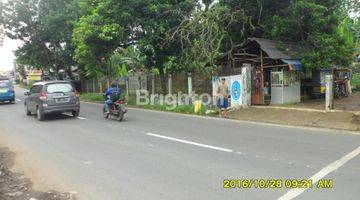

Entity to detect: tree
[108,46,147,78]
[170,5,247,73]
[264,0,355,69]
[73,0,197,90]
[3,0,79,78]
[0,1,4,46]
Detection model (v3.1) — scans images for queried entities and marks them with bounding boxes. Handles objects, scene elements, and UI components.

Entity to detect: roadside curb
[80,101,360,135]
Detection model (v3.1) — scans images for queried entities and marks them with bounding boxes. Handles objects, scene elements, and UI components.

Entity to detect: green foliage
[80,93,104,102]
[351,62,360,90]
[73,0,197,79]
[352,73,360,90]
[3,0,358,83]
[4,0,79,77]
[171,5,247,73]
[0,1,4,46]
[265,0,355,69]
[109,46,147,77]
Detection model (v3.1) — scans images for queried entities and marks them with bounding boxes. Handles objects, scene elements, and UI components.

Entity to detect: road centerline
[278,146,360,200]
[147,133,233,153]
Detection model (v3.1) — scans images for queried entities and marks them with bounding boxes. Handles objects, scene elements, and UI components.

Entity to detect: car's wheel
[72,110,79,117]
[10,99,15,104]
[25,104,31,116]
[36,107,45,121]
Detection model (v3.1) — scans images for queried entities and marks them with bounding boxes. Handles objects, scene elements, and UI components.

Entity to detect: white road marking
[147,133,233,153]
[16,99,21,102]
[278,146,360,200]
[77,117,86,120]
[83,161,93,165]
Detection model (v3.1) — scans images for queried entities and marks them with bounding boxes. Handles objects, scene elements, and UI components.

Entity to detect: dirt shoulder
[229,107,360,132]
[275,92,360,112]
[0,147,76,200]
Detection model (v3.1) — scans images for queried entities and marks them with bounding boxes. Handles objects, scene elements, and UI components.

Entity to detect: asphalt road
[0,86,359,200]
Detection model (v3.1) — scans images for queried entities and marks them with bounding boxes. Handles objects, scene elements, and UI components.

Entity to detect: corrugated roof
[246,37,309,59]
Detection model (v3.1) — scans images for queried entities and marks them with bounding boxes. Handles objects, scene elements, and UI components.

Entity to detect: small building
[217,38,308,105]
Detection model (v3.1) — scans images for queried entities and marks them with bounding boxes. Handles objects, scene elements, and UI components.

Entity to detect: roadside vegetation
[352,63,360,91]
[80,93,210,115]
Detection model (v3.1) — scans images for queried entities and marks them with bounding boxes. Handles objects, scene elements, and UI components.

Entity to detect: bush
[351,72,360,91]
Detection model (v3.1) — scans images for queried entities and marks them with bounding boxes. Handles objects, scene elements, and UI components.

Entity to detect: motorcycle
[334,81,348,99]
[103,98,127,121]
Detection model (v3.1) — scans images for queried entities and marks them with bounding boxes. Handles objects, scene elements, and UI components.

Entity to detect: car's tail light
[39,92,48,101]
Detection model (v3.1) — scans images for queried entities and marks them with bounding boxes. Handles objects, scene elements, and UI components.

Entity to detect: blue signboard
[231,81,241,101]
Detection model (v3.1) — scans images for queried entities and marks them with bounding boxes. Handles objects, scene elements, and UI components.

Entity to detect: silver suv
[24,81,80,121]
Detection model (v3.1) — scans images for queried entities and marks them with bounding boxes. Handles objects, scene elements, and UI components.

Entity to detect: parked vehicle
[24,81,80,121]
[334,80,348,99]
[103,98,127,121]
[0,78,15,103]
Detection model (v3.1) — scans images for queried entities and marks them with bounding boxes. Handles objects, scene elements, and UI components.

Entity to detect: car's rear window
[45,83,74,93]
[0,80,11,88]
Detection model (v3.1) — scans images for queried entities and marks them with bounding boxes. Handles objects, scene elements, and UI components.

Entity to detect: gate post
[241,63,252,108]
[326,75,334,111]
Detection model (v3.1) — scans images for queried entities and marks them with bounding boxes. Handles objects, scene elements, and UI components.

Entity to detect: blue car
[0,79,15,103]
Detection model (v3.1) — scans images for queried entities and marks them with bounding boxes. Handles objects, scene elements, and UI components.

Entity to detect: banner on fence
[212,74,243,108]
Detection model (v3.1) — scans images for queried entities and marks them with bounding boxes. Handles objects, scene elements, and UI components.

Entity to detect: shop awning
[282,59,302,70]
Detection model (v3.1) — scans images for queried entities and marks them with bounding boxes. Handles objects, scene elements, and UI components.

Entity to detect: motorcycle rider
[104,81,122,114]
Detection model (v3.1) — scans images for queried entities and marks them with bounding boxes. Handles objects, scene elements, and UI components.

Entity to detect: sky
[0,37,21,71]
[0,0,20,72]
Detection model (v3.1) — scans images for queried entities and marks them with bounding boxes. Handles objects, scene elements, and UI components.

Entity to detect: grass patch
[136,103,207,115]
[80,93,104,103]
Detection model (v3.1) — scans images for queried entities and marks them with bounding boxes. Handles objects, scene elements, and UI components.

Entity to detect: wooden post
[138,76,142,90]
[99,79,103,93]
[168,74,172,95]
[260,50,264,104]
[92,79,96,93]
[151,74,155,95]
[126,76,130,101]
